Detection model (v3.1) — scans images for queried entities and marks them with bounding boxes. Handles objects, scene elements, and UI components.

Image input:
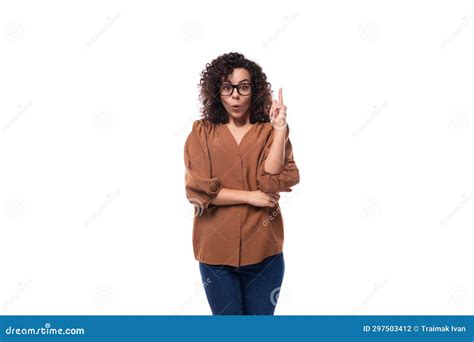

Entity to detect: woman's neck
[227,115,250,127]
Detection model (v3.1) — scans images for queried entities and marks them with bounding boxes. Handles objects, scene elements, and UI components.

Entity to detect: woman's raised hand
[269,88,287,130]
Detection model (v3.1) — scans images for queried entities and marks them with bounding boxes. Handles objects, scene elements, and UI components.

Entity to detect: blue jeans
[198,252,285,315]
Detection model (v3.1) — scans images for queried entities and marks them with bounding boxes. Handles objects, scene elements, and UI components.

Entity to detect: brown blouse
[183,118,300,267]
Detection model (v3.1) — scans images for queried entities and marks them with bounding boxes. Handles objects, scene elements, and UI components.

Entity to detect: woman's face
[220,68,253,122]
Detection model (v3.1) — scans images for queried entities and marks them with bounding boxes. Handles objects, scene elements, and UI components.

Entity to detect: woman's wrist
[242,190,252,204]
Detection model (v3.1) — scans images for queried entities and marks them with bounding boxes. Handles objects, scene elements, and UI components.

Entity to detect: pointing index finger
[279,88,284,105]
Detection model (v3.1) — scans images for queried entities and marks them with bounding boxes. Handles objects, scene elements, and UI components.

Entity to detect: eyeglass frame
[219,82,253,96]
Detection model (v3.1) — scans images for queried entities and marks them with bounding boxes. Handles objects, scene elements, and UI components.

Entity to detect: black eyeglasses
[219,83,253,96]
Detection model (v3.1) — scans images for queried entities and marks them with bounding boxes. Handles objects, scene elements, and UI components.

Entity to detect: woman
[183,52,300,315]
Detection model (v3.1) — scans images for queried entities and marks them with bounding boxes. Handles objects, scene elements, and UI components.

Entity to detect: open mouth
[231,105,241,110]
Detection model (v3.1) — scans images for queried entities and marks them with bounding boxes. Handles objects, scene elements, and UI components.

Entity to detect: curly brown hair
[198,52,273,124]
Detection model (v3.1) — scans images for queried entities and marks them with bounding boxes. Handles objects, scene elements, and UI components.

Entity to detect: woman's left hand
[270,88,287,130]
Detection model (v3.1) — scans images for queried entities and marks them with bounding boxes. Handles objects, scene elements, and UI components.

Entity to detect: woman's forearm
[210,188,249,206]
[264,127,287,174]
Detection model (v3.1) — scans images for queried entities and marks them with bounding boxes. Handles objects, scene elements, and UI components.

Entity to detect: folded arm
[256,124,300,193]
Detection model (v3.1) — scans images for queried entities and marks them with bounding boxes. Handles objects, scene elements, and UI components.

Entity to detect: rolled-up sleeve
[256,124,300,193]
[184,120,224,213]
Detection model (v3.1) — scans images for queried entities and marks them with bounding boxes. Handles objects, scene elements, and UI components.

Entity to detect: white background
[1,0,473,315]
